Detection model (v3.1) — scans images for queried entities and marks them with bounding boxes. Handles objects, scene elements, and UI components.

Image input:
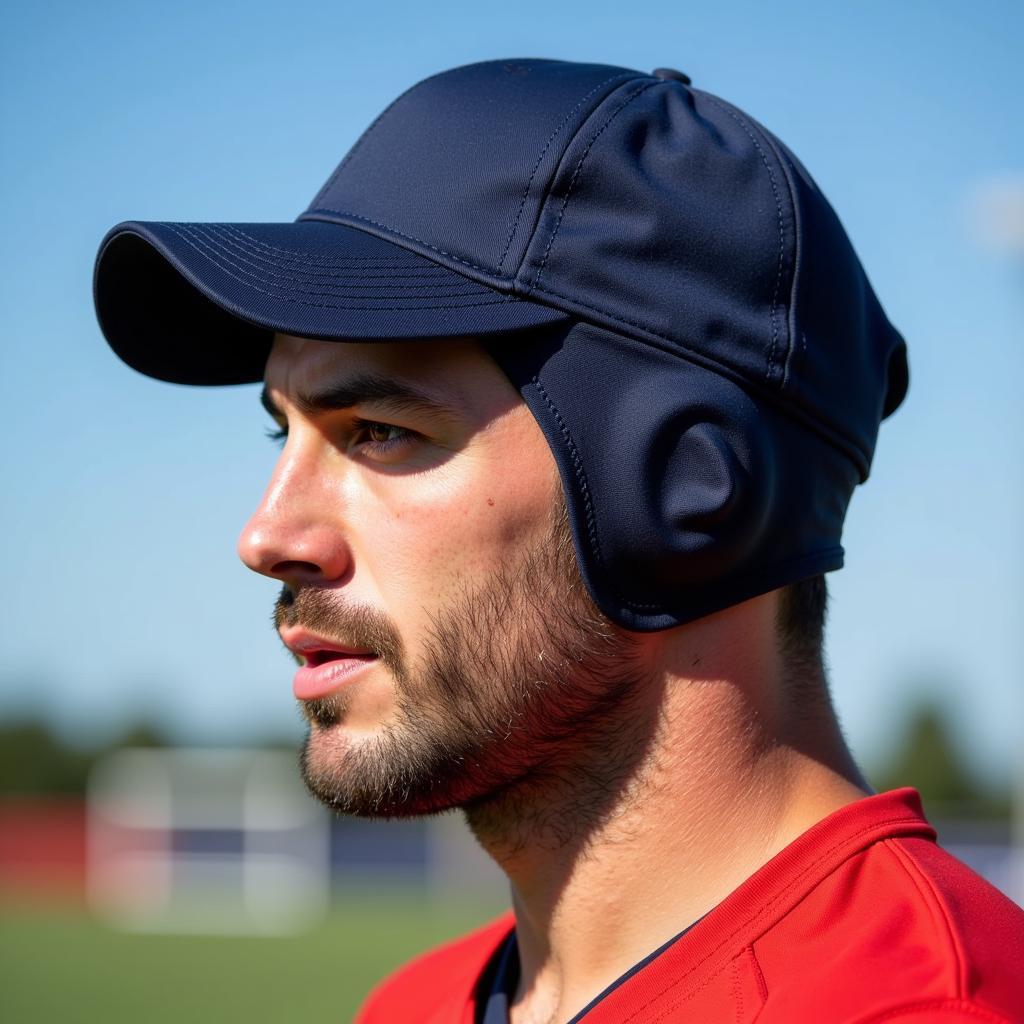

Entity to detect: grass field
[0,885,504,1022]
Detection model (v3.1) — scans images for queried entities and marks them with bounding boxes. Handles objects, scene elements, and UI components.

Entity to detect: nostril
[237,522,353,584]
[271,560,324,577]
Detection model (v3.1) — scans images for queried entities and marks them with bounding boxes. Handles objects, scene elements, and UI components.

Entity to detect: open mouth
[279,627,381,701]
[302,649,376,668]
[291,650,379,702]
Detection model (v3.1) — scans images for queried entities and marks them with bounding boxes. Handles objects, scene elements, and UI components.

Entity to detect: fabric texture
[485,321,858,629]
[353,789,1024,1023]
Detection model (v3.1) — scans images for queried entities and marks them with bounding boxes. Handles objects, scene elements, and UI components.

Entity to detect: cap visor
[94,220,570,385]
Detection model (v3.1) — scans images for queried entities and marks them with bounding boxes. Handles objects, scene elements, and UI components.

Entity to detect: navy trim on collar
[478,916,705,1024]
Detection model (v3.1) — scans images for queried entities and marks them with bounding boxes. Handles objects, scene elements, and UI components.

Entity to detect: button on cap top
[652,67,692,85]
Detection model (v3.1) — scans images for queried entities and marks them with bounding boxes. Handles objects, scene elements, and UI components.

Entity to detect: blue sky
[1,0,1021,784]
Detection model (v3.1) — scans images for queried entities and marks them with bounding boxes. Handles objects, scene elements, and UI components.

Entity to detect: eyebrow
[260,373,463,423]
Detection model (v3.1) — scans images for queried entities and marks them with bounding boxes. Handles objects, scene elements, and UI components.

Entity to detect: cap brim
[94,220,571,385]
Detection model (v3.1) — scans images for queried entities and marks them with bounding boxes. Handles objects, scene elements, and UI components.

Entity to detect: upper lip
[279,626,377,664]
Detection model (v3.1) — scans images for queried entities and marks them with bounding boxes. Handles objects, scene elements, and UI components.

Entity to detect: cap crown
[301,58,907,479]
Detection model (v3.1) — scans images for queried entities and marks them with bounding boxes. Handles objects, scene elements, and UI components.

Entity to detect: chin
[297,718,492,819]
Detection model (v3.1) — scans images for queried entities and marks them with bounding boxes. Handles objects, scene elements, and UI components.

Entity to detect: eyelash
[264,419,416,457]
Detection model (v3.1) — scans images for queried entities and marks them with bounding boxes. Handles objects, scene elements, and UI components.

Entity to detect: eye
[262,419,420,459]
[352,419,417,457]
[364,422,402,445]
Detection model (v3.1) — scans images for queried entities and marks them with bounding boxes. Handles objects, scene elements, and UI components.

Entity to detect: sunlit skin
[240,333,564,739]
[238,332,871,1024]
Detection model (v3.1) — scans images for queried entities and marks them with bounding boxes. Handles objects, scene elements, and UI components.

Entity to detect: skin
[239,331,871,1024]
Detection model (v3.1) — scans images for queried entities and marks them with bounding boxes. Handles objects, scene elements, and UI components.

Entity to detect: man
[94,59,1023,1023]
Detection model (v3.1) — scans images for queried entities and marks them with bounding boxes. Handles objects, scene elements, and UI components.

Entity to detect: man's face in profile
[239,333,649,821]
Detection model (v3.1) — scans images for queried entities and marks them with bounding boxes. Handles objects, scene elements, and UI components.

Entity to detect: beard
[276,499,652,827]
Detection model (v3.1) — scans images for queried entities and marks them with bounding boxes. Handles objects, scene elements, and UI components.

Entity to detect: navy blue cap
[93,58,909,631]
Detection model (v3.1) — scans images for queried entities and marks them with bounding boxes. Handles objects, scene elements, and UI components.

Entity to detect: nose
[237,439,353,586]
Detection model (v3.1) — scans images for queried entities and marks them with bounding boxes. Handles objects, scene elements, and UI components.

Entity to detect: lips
[279,627,379,701]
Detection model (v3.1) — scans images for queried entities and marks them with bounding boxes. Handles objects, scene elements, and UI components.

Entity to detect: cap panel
[518,81,799,420]
[769,136,910,472]
[301,60,641,280]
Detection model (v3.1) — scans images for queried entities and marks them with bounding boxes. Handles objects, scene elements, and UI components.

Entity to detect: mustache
[274,586,405,671]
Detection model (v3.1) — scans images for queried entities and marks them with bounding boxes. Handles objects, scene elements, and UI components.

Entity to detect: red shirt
[355,789,1024,1023]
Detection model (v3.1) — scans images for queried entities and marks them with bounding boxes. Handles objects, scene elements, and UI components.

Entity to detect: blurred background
[1,0,1021,1020]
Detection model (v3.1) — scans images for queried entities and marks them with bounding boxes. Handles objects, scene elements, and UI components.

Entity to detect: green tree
[871,698,1010,820]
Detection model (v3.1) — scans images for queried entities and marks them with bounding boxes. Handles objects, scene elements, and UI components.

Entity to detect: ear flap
[487,322,857,631]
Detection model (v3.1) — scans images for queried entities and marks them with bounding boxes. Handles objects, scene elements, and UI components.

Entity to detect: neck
[463,593,869,1024]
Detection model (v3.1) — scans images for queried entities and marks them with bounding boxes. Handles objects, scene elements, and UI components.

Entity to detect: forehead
[264,333,518,414]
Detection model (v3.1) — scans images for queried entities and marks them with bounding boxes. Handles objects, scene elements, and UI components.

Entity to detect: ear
[487,322,857,631]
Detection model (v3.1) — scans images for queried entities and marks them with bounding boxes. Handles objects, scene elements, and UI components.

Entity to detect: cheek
[354,455,559,616]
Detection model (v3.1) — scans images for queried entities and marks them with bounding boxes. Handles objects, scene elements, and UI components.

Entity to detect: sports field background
[0,886,500,1022]
[1,1,1021,1021]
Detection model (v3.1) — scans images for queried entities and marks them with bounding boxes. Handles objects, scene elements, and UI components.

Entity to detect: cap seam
[701,94,791,390]
[524,277,872,477]
[735,116,807,392]
[529,375,609,581]
[527,79,660,293]
[202,226,428,265]
[125,222,435,269]
[496,71,636,273]
[181,225,495,298]
[301,209,508,278]
[161,224,520,311]
[215,224,451,270]
[201,226,493,288]
[208,234,488,283]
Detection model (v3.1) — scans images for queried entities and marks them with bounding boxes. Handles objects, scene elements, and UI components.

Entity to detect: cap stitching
[206,226,481,283]
[217,225,439,268]
[496,72,634,274]
[702,94,787,389]
[162,224,518,311]
[530,376,607,577]
[181,225,494,298]
[733,118,805,392]
[525,277,871,475]
[302,209,503,277]
[211,228,476,280]
[766,149,802,392]
[529,80,659,292]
